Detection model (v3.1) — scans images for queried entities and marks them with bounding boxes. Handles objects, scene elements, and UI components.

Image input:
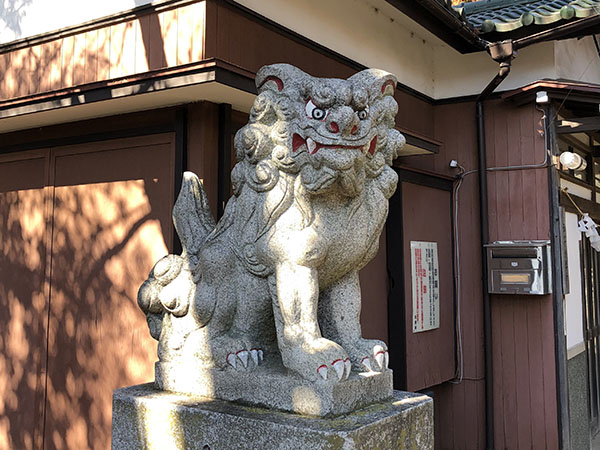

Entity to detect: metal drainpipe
[476,40,516,450]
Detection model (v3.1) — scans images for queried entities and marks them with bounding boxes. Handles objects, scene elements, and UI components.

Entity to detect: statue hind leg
[185,241,273,371]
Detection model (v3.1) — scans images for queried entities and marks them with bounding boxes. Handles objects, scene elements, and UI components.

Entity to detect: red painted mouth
[292,133,377,155]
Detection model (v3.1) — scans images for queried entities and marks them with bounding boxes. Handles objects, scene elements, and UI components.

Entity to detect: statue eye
[357,108,368,120]
[305,99,327,121]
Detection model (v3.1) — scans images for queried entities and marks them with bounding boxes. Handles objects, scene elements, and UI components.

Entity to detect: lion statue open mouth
[138,63,404,383]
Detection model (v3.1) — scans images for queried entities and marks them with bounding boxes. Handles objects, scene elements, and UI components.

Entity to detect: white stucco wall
[0,0,153,44]
[432,41,556,99]
[236,0,438,97]
[564,212,585,358]
[236,0,560,100]
[555,35,600,85]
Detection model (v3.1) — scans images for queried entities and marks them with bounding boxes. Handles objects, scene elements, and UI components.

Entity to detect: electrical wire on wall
[449,106,550,384]
[450,161,466,384]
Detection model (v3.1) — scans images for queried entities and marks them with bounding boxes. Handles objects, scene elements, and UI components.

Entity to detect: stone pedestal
[156,361,393,416]
[112,384,433,450]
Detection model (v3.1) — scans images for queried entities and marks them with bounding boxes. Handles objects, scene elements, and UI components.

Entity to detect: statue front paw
[281,337,351,382]
[346,339,389,373]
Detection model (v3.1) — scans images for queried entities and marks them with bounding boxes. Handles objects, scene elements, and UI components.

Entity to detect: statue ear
[349,69,397,98]
[255,64,308,93]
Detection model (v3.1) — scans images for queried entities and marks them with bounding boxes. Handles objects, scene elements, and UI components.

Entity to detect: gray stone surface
[136,63,405,394]
[112,384,433,450]
[155,360,393,416]
[567,351,591,450]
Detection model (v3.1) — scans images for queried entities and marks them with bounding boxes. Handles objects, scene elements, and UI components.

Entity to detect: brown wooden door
[44,135,175,449]
[0,134,176,449]
[0,151,52,450]
[387,169,456,391]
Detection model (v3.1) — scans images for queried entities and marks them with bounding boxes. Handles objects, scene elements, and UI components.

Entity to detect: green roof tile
[453,0,600,33]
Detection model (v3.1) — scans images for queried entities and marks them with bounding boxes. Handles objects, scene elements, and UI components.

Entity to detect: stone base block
[112,383,433,450]
[156,361,393,416]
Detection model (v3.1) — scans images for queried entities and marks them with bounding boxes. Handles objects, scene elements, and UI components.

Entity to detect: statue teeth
[384,351,389,369]
[344,358,351,377]
[258,349,264,361]
[306,137,318,154]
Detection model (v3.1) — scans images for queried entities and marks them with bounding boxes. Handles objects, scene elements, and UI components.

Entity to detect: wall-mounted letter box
[485,240,552,295]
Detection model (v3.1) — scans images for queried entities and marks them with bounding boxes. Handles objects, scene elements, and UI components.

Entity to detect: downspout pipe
[476,39,516,450]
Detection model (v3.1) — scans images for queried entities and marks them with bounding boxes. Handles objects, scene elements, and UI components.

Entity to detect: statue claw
[237,350,249,368]
[374,350,385,371]
[361,356,372,372]
[332,359,345,381]
[250,349,259,366]
[226,353,237,368]
[344,358,351,377]
[317,365,328,380]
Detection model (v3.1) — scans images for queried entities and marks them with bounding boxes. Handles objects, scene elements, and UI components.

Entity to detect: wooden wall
[0,105,222,450]
[401,99,557,449]
[485,100,558,450]
[401,101,486,449]
[0,2,206,101]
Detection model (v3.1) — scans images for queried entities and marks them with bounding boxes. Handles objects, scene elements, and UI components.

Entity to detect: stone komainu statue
[138,63,404,383]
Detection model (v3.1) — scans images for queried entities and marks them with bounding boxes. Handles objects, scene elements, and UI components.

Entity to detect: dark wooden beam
[217,103,232,220]
[560,190,600,220]
[556,116,600,134]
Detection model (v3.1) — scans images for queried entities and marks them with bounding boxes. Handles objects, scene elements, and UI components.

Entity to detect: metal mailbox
[485,240,552,295]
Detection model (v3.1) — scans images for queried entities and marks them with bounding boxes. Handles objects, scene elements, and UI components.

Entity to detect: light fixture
[536,91,549,104]
[559,151,587,171]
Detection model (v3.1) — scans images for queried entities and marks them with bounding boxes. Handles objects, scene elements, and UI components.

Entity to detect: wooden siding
[397,101,485,449]
[0,2,206,102]
[399,99,557,449]
[485,100,558,450]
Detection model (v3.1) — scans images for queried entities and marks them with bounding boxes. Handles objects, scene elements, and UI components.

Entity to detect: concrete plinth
[112,384,433,450]
[156,361,393,416]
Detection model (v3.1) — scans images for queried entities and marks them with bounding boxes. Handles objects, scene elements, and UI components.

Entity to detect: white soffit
[560,178,593,200]
[0,82,255,133]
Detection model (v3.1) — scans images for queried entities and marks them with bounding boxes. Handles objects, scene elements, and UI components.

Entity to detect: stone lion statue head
[231,64,404,201]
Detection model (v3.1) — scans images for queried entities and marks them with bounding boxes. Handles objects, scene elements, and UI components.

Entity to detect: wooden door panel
[0,153,50,450]
[402,181,455,391]
[44,135,174,450]
[387,173,456,392]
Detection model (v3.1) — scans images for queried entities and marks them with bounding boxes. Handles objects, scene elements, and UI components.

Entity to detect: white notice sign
[411,241,440,333]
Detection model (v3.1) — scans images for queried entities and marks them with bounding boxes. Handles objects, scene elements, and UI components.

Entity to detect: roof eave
[385,0,487,53]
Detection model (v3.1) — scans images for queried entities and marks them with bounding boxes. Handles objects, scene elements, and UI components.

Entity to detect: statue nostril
[351,125,358,135]
[329,122,339,133]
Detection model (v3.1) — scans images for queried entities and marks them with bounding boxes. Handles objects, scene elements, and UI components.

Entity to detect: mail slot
[485,240,552,295]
